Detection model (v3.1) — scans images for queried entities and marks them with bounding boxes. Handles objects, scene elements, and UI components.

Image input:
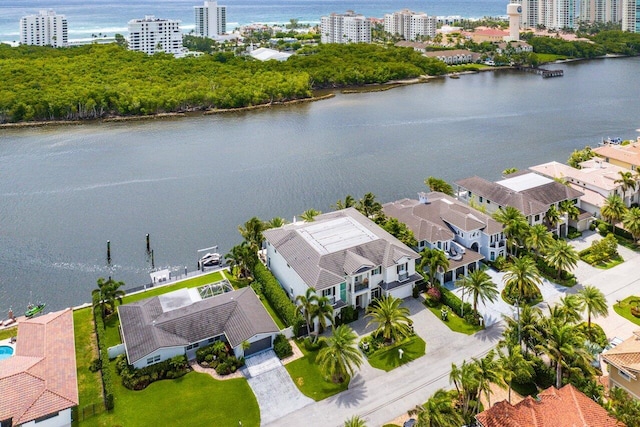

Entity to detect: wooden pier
[517,66,564,78]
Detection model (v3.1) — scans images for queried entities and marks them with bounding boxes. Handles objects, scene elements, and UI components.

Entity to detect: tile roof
[602,331,640,377]
[529,160,625,192]
[594,143,640,167]
[0,309,79,425]
[476,384,624,427]
[263,208,419,291]
[118,287,279,364]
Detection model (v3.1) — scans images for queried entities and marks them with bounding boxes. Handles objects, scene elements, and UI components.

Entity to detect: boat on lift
[198,252,221,269]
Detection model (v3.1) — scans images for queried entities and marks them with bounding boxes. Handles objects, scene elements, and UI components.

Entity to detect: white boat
[600,137,622,146]
[198,252,221,269]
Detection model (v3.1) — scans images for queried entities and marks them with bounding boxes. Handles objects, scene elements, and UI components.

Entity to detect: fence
[74,402,106,422]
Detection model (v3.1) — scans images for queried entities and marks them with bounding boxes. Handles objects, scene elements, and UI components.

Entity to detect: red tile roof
[0,309,79,425]
[476,384,624,427]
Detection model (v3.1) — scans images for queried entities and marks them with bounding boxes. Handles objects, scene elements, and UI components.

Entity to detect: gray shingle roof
[118,287,279,364]
[263,208,419,291]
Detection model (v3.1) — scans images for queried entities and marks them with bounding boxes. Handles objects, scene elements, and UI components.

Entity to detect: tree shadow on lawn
[332,375,368,408]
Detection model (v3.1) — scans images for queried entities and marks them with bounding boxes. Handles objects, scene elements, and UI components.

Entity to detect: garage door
[245,336,272,356]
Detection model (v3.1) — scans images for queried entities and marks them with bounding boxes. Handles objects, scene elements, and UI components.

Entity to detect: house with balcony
[602,330,640,401]
[455,172,583,237]
[263,208,421,314]
[383,192,506,285]
[530,159,635,218]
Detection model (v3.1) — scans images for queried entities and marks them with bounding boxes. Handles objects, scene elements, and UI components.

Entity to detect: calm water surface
[1,57,639,312]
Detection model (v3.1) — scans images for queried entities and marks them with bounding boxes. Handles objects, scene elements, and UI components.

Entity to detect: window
[147,355,161,364]
[619,369,632,382]
[34,412,59,423]
[479,196,483,203]
[534,214,540,222]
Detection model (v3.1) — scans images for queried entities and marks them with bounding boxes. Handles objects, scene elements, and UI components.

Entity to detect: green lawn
[285,342,348,401]
[82,365,259,427]
[367,336,426,372]
[536,53,568,63]
[0,326,17,341]
[258,293,287,329]
[614,296,640,326]
[426,302,483,335]
[122,271,224,304]
[73,308,104,412]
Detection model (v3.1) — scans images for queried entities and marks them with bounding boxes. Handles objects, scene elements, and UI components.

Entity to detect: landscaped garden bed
[363,335,426,372]
[614,296,640,326]
[196,341,245,375]
[116,354,191,390]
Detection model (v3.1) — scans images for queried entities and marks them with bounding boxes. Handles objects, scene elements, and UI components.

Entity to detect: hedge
[92,298,115,411]
[273,334,293,359]
[438,285,473,318]
[253,262,304,335]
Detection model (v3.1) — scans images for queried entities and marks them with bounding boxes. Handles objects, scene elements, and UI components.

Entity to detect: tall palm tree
[418,248,449,286]
[623,207,640,243]
[545,239,579,280]
[301,208,321,222]
[497,344,534,403]
[449,360,480,420]
[315,294,335,335]
[503,255,542,302]
[536,323,587,389]
[333,195,356,211]
[556,294,583,324]
[225,242,256,279]
[576,285,608,329]
[365,295,411,344]
[408,389,464,427]
[493,206,529,256]
[615,170,637,206]
[473,350,503,408]
[544,205,561,230]
[92,277,126,319]
[296,288,319,337]
[601,194,626,234]
[317,325,363,383]
[356,192,384,220]
[525,224,553,258]
[238,216,266,251]
[559,200,580,222]
[456,269,498,316]
[425,176,454,196]
[502,304,543,354]
[343,415,367,427]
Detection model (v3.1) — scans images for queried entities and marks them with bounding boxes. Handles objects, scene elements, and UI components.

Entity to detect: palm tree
[356,192,384,220]
[615,170,637,206]
[544,205,561,230]
[266,216,287,228]
[343,415,367,427]
[238,216,266,251]
[525,224,553,258]
[424,176,454,196]
[503,255,542,302]
[502,304,543,354]
[493,206,529,256]
[456,269,498,316]
[473,350,503,408]
[333,195,356,211]
[498,344,534,403]
[449,360,480,420]
[92,277,126,319]
[296,288,319,337]
[315,294,335,335]
[601,194,626,234]
[418,248,449,286]
[556,294,583,324]
[317,325,363,383]
[545,239,579,280]
[502,167,518,176]
[576,285,608,329]
[559,200,580,222]
[365,295,411,344]
[408,389,464,427]
[225,242,256,279]
[535,323,587,389]
[623,207,640,243]
[301,208,321,222]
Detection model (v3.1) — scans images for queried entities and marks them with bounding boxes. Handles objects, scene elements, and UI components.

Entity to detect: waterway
[1,57,639,313]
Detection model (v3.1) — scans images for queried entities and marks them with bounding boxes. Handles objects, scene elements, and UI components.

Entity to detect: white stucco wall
[21,408,72,427]
[234,332,276,358]
[266,242,312,299]
[132,346,185,369]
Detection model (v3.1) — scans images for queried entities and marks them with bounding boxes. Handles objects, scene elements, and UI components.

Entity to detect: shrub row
[196,341,245,375]
[92,303,115,411]
[115,354,190,390]
[273,334,293,359]
[253,262,304,334]
[334,305,358,326]
[438,285,473,319]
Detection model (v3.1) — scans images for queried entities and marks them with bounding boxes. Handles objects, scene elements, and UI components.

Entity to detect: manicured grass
[579,252,624,269]
[258,293,287,330]
[426,302,483,335]
[122,271,224,304]
[82,366,259,427]
[367,336,426,372]
[285,342,348,401]
[0,326,17,341]
[613,296,640,326]
[73,308,104,411]
[536,53,568,63]
[103,314,123,348]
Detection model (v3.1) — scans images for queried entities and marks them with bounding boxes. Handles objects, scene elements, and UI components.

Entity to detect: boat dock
[517,66,564,78]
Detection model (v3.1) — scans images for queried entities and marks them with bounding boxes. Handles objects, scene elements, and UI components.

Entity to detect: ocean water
[0,0,507,43]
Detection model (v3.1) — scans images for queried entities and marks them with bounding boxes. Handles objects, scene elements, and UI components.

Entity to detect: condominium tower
[622,0,640,31]
[513,0,577,29]
[20,10,68,47]
[194,1,227,38]
[127,16,183,55]
[579,0,622,24]
[384,9,437,41]
[321,11,371,44]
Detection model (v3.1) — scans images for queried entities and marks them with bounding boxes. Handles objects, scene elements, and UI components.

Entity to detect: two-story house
[383,192,506,285]
[455,172,583,237]
[602,330,640,401]
[263,208,421,315]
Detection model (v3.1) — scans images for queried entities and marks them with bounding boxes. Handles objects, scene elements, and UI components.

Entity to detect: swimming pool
[0,345,14,360]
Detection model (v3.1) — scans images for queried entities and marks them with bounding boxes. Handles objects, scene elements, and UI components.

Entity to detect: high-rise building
[579,0,622,24]
[384,9,437,41]
[321,11,371,44]
[128,16,183,55]
[622,0,640,31]
[513,0,577,29]
[194,1,226,38]
[20,10,68,47]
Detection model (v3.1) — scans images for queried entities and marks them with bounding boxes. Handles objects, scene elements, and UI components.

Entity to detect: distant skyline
[0,0,508,42]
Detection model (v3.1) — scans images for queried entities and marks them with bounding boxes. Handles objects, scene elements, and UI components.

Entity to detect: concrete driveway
[243,350,313,425]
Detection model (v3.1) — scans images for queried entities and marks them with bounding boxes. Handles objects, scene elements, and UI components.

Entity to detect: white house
[383,192,506,284]
[118,287,279,369]
[263,208,421,313]
[0,309,78,427]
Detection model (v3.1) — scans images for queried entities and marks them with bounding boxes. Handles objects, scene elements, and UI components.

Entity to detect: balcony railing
[398,272,409,282]
[354,283,368,293]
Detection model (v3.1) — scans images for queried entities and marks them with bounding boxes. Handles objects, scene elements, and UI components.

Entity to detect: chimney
[418,192,429,204]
